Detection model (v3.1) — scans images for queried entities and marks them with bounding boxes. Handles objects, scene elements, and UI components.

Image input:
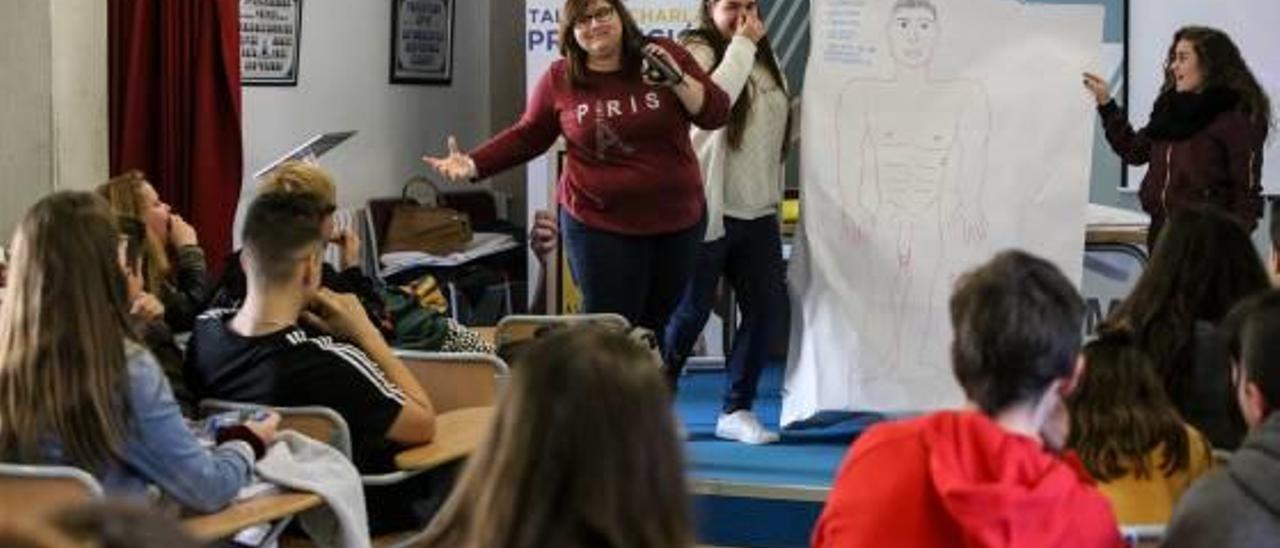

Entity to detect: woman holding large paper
[1084,26,1271,247]
[422,0,729,349]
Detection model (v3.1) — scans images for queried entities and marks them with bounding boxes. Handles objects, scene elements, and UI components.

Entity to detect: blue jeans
[664,215,786,413]
[559,210,705,350]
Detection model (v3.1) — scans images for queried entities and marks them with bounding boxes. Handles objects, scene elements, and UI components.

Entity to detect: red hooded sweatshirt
[812,411,1123,548]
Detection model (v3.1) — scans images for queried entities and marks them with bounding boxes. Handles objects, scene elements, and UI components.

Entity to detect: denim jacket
[42,343,255,513]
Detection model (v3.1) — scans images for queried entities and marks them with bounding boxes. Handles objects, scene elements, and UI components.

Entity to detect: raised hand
[169,214,199,248]
[1082,72,1110,106]
[641,43,685,87]
[129,292,166,322]
[331,228,361,271]
[302,288,380,346]
[422,136,477,182]
[529,209,559,263]
[736,10,765,43]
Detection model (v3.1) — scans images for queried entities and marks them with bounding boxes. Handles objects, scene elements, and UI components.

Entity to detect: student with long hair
[414,326,693,548]
[1067,330,1214,525]
[97,171,209,331]
[0,192,276,513]
[422,0,730,349]
[1084,26,1271,246]
[1105,207,1270,448]
[662,0,791,444]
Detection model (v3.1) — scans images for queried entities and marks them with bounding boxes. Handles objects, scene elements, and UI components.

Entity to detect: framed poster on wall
[240,0,302,86]
[390,0,454,84]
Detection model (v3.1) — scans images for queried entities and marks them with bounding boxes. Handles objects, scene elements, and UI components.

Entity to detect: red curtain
[109,0,242,276]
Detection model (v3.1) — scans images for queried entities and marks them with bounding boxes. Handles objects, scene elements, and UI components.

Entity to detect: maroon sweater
[1099,100,1267,232]
[471,39,730,235]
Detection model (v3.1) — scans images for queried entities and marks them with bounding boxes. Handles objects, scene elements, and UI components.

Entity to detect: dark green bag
[379,286,451,351]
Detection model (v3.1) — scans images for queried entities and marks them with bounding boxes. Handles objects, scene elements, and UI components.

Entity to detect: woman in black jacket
[1084,26,1270,247]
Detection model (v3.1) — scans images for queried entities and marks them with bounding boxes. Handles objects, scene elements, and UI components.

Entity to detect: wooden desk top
[1085,225,1148,246]
[394,407,495,471]
[781,220,1146,247]
[183,491,323,540]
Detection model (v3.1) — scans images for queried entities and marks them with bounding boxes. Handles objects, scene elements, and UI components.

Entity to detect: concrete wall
[0,0,106,239]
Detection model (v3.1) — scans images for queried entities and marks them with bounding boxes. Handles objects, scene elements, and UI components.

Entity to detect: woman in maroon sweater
[1084,26,1271,248]
[424,0,729,343]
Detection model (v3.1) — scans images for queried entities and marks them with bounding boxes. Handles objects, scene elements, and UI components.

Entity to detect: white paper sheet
[784,0,1102,424]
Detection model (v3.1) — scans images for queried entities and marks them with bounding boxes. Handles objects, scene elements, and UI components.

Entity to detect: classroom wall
[239,0,527,241]
[0,0,108,240]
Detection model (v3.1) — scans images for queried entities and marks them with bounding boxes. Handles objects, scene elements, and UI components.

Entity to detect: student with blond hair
[97,171,209,331]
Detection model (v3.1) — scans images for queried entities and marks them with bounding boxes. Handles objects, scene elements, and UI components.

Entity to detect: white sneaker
[715,410,780,445]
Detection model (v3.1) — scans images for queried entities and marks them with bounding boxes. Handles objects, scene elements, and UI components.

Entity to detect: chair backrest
[494,313,630,348]
[197,400,353,458]
[396,351,510,414]
[1120,524,1165,547]
[0,463,102,521]
[365,198,400,280]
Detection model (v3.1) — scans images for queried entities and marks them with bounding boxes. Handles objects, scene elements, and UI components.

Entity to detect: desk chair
[494,313,630,349]
[396,350,509,414]
[0,463,102,522]
[1120,524,1165,547]
[199,352,508,484]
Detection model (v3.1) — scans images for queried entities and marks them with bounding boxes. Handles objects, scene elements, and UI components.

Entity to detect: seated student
[1066,329,1214,525]
[0,191,276,513]
[118,216,193,414]
[1165,290,1280,546]
[208,160,491,353]
[1104,207,1270,449]
[97,171,209,331]
[413,325,693,548]
[811,250,1122,548]
[184,191,438,532]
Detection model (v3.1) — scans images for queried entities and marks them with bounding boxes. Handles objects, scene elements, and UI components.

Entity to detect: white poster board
[784,0,1102,425]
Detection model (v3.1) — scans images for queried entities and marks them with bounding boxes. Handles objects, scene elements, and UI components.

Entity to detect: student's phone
[203,409,270,437]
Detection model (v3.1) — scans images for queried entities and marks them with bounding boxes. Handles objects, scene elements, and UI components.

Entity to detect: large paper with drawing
[784,0,1102,424]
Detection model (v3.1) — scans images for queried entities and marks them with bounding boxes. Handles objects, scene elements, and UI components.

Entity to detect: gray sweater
[1164,413,1280,547]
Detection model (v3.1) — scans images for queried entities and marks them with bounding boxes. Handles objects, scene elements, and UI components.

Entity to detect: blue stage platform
[676,365,881,547]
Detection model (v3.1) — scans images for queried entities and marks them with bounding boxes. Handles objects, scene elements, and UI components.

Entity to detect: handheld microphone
[632,36,683,85]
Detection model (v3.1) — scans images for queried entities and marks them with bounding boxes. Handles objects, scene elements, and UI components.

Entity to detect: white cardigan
[686,36,789,242]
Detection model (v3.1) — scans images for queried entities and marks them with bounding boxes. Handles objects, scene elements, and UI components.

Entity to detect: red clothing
[813,411,1123,548]
[1099,101,1267,232]
[470,39,729,235]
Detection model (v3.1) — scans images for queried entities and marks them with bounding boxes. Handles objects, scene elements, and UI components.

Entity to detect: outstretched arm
[1085,73,1151,166]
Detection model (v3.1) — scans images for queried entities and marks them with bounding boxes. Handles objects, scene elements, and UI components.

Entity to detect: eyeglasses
[574,6,616,28]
